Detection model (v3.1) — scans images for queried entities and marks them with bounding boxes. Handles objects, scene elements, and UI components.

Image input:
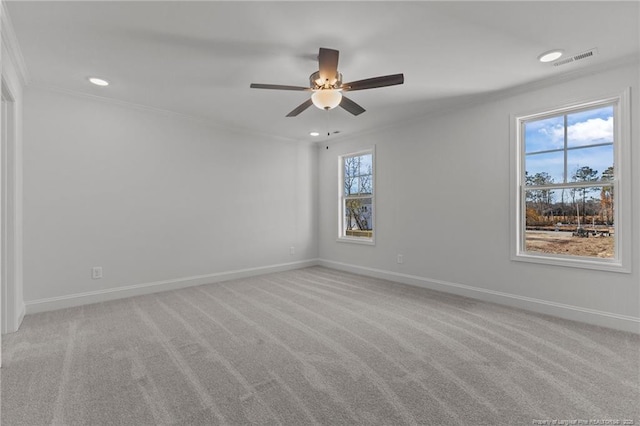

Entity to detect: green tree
[572,166,598,226]
[600,166,614,224]
[526,172,554,222]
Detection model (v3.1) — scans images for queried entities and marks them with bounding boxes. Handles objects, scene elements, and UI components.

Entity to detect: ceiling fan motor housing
[310,71,342,89]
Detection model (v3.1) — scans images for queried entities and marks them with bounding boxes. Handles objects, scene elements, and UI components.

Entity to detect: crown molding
[30,83,302,144]
[1,1,30,86]
[322,53,640,146]
[486,53,639,103]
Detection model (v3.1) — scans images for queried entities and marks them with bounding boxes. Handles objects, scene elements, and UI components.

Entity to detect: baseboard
[25,259,320,315]
[318,259,640,334]
[1,301,26,334]
[23,258,640,333]
[16,301,25,329]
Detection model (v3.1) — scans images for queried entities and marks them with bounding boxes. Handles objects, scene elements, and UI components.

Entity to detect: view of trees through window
[342,152,373,239]
[523,104,615,258]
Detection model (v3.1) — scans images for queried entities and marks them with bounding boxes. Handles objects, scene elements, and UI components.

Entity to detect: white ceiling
[5,1,639,142]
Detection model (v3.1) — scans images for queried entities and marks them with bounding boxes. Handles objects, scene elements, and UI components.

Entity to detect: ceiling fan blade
[250,83,311,91]
[286,98,314,117]
[318,48,339,85]
[340,96,366,116]
[341,73,404,91]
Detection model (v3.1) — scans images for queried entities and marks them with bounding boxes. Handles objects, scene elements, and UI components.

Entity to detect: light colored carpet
[2,266,639,425]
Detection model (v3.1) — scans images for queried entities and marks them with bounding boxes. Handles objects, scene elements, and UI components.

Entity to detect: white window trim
[510,88,631,273]
[337,147,375,245]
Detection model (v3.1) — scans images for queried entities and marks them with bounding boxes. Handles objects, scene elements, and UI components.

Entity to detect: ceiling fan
[250,47,404,117]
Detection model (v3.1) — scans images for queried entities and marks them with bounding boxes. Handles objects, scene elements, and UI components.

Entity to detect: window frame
[338,147,375,245]
[510,89,631,272]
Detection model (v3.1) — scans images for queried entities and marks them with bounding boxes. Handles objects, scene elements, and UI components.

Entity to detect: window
[339,149,374,243]
[513,90,630,272]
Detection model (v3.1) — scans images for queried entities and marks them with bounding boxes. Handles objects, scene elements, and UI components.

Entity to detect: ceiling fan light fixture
[311,89,342,110]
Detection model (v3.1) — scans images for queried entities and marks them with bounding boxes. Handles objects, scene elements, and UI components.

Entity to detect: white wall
[318,62,640,333]
[22,87,317,310]
[18,62,640,332]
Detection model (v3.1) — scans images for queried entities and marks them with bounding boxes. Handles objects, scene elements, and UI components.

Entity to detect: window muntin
[339,150,374,242]
[519,102,620,264]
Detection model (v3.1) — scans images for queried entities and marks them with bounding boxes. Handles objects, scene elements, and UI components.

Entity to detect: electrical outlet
[397,254,404,264]
[92,266,103,279]
[290,246,296,255]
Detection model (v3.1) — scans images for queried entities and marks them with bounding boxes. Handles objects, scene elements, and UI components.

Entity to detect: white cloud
[535,123,564,147]
[553,117,613,146]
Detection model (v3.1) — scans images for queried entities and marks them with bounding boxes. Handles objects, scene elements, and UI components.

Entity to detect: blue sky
[525,106,614,183]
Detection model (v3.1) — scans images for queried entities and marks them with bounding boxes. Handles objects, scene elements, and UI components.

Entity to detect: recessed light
[88,77,109,86]
[309,132,320,137]
[538,49,564,63]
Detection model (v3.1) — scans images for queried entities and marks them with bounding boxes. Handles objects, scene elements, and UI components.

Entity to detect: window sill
[512,252,629,273]
[337,237,375,246]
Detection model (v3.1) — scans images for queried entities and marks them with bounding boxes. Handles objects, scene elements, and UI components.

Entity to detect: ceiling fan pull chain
[325,110,331,139]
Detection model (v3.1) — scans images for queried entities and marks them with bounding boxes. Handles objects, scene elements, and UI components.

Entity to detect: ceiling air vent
[553,48,598,67]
